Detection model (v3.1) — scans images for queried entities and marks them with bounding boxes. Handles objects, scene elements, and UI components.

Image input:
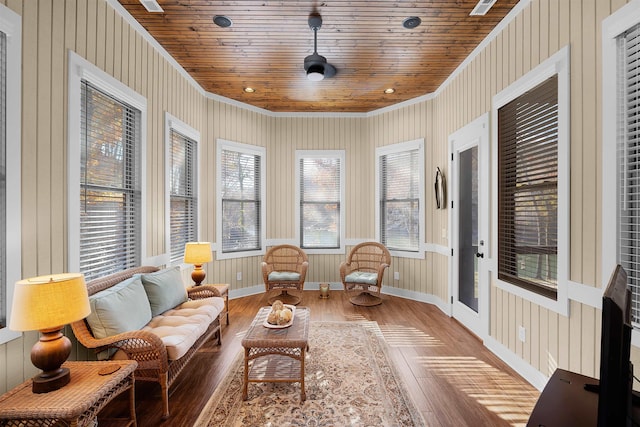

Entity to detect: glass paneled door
[458,146,479,313]
[449,114,489,339]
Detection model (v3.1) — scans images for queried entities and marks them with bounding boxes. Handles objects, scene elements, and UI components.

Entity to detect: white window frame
[295,150,345,255]
[602,0,640,346]
[67,51,148,274]
[0,5,21,344]
[216,139,266,260]
[164,113,201,266]
[375,138,425,259]
[492,45,570,316]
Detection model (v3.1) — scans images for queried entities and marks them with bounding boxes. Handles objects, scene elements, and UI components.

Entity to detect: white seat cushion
[345,271,379,285]
[142,297,224,360]
[268,271,301,281]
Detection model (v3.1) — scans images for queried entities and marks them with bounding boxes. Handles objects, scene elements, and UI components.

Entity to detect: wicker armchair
[340,242,391,306]
[262,244,309,305]
[70,266,223,419]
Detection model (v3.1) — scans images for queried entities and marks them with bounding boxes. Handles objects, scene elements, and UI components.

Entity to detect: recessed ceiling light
[213,15,233,28]
[243,87,255,93]
[384,88,395,94]
[402,16,422,29]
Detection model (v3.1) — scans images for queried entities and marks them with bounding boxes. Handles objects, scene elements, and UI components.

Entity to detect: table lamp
[9,273,90,393]
[184,242,212,286]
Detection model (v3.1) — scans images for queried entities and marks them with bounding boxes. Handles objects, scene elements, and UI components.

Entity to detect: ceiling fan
[304,14,337,81]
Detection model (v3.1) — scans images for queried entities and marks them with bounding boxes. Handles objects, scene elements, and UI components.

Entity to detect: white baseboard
[382,286,451,316]
[484,335,549,391]
[228,284,264,300]
[228,282,343,300]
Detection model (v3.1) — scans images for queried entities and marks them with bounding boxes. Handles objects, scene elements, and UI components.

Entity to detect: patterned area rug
[195,321,425,426]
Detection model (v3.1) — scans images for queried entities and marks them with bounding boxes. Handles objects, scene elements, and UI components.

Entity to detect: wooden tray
[263,304,296,328]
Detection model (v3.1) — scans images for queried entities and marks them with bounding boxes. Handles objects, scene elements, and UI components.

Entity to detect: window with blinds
[379,145,421,252]
[80,81,142,281]
[220,146,262,253]
[0,31,6,329]
[299,155,341,249]
[169,129,197,264]
[617,23,640,324]
[498,74,559,299]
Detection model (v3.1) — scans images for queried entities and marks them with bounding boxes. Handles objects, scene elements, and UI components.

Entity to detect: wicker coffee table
[241,306,310,401]
[0,360,137,427]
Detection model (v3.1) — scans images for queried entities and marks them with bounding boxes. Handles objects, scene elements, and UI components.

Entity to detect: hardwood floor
[102,290,540,426]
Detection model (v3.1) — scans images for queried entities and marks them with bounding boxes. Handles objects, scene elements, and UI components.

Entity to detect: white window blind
[0,31,6,328]
[498,75,558,299]
[379,148,420,252]
[220,147,261,253]
[169,129,197,264]
[618,23,640,324]
[80,81,142,281]
[299,156,341,249]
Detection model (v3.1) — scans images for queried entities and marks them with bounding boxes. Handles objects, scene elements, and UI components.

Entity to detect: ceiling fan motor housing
[304,14,336,79]
[308,15,322,30]
[304,53,327,71]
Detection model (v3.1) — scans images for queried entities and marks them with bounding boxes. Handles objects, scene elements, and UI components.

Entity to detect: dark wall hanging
[435,167,446,209]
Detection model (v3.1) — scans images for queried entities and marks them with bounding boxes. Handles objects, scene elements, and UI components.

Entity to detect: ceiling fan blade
[323,63,336,78]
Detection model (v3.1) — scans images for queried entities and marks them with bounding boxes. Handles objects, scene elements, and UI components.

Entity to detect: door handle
[476,252,484,258]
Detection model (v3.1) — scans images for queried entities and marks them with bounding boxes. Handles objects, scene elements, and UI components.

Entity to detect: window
[493,46,569,314]
[0,5,20,343]
[68,52,147,282]
[498,75,559,299]
[376,139,424,256]
[296,151,345,253]
[216,139,265,259]
[165,114,199,265]
[603,5,640,329]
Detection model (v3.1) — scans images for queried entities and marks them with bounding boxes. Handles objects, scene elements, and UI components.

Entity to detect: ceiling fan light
[307,65,325,81]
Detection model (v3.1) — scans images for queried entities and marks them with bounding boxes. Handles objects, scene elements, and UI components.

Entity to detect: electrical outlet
[236,272,242,281]
[518,326,526,343]
[394,272,400,280]
[442,228,447,239]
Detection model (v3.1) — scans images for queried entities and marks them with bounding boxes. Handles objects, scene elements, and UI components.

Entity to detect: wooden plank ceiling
[118,0,519,113]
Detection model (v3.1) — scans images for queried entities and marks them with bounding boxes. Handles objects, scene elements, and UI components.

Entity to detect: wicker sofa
[70,266,224,418]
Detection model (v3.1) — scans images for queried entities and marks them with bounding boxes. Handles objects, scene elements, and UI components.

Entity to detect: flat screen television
[597,264,634,426]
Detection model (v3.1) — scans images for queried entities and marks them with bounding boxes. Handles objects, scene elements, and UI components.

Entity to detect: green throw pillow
[139,266,188,316]
[86,276,153,339]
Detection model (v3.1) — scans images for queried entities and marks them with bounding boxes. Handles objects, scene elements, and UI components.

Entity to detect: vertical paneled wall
[198,100,273,290]
[268,116,369,286]
[431,0,630,380]
[368,101,449,300]
[0,0,205,392]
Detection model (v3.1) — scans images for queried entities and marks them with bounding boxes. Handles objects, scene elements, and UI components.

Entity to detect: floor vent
[470,0,497,16]
[139,0,164,13]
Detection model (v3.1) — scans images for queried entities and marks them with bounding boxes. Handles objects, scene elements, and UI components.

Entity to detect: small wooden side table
[0,360,137,427]
[209,283,229,326]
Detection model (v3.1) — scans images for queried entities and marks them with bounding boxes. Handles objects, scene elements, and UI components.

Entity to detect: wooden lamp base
[31,328,72,393]
[191,264,206,286]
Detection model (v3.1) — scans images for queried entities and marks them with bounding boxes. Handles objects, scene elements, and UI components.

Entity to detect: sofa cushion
[345,271,379,285]
[268,271,301,281]
[86,276,153,339]
[143,297,224,360]
[139,266,188,316]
